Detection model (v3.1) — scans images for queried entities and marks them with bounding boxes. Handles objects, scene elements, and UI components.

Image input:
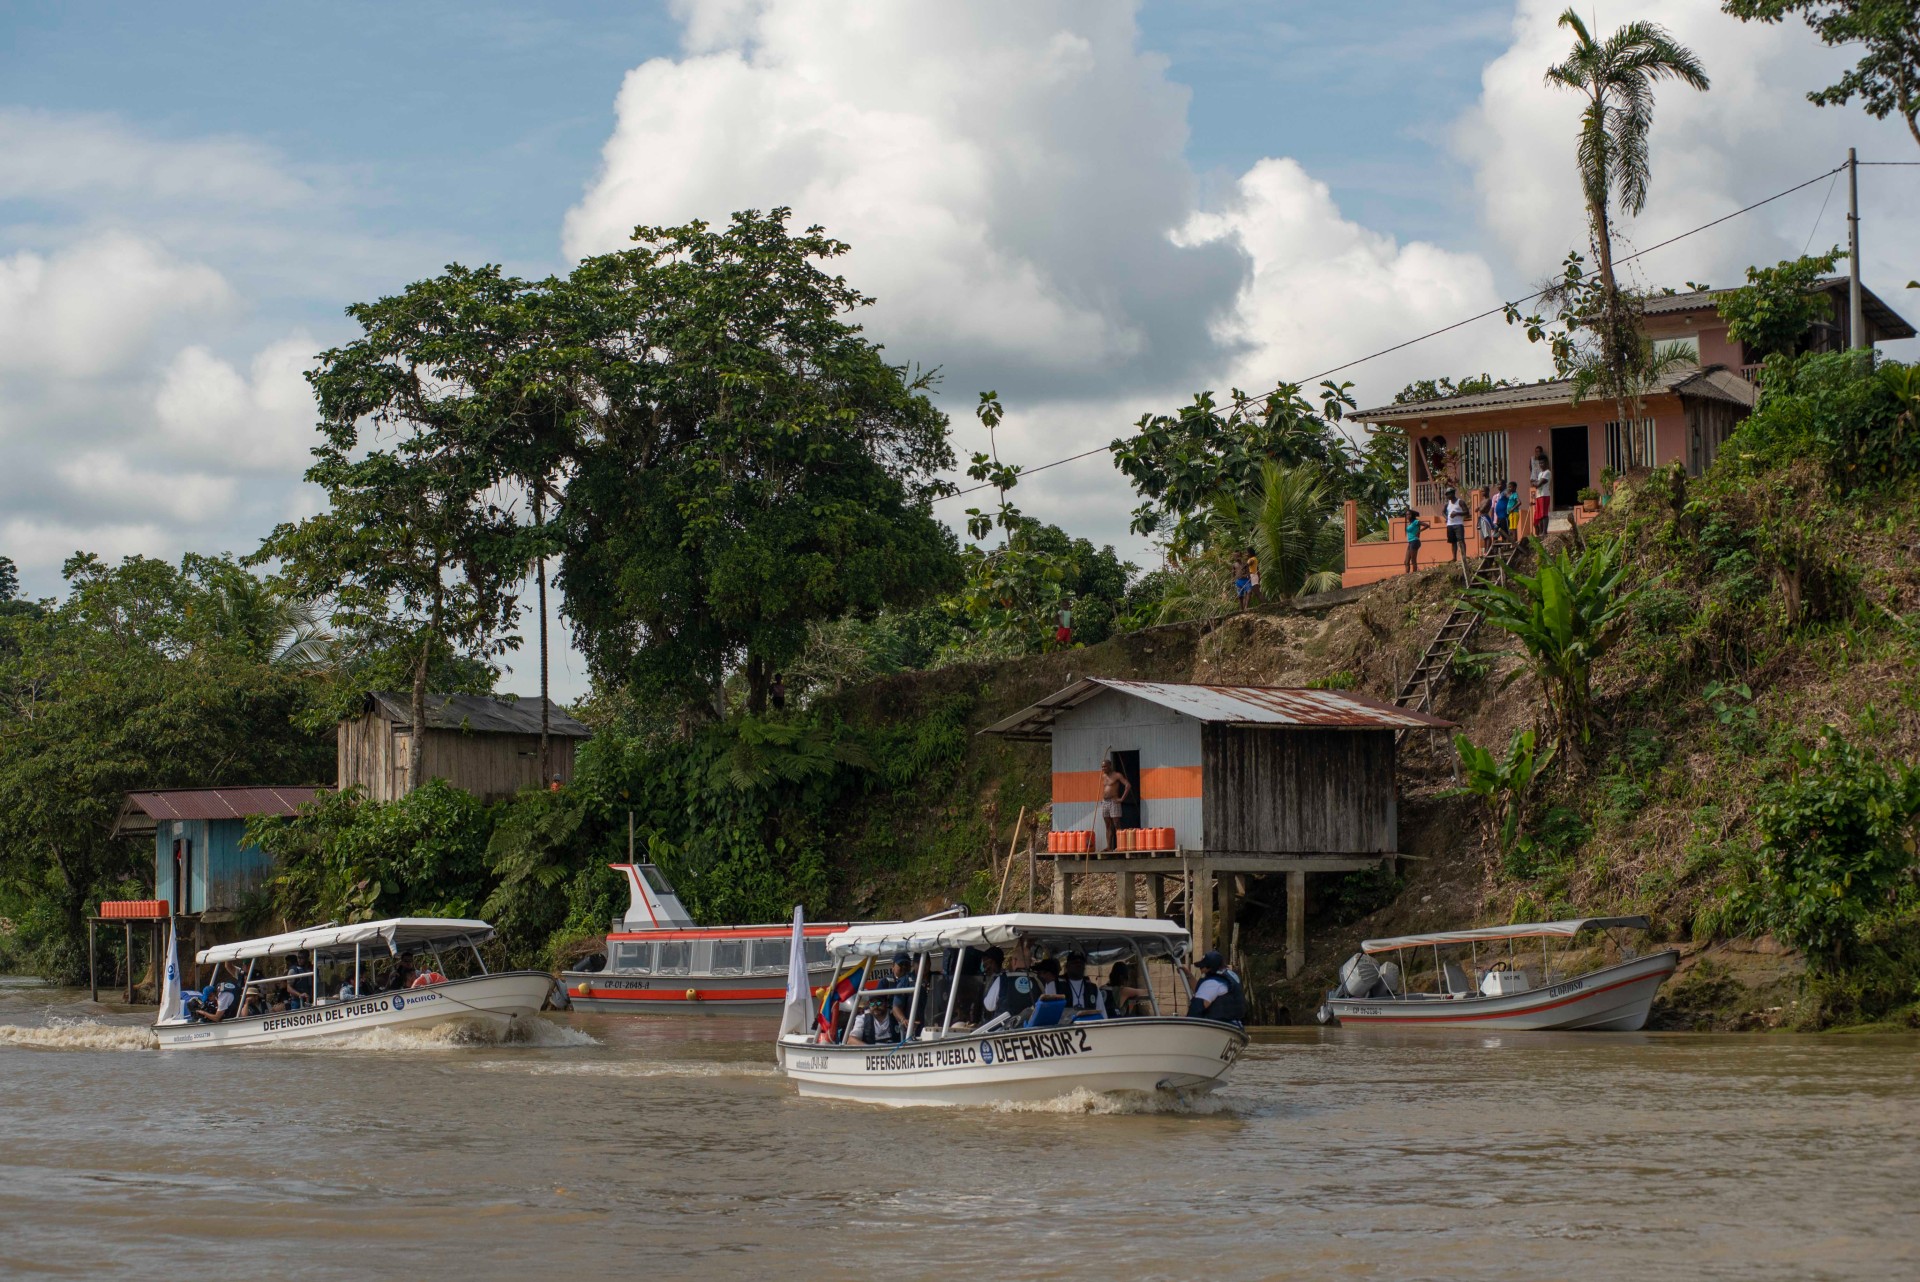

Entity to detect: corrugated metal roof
[116,786,322,834]
[980,678,1454,741]
[1640,277,1913,336]
[1355,362,1757,423]
[364,692,592,737]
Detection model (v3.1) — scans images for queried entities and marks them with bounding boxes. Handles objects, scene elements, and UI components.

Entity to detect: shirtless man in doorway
[1099,758,1131,851]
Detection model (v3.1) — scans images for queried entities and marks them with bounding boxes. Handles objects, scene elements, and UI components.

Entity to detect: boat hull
[1327,951,1680,1031]
[152,971,556,1049]
[777,1017,1249,1107]
[561,967,832,1015]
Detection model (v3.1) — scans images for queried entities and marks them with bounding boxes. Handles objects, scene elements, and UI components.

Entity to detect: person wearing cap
[1060,952,1101,1012]
[884,952,916,1022]
[846,994,904,1045]
[185,962,241,1023]
[1187,951,1246,1027]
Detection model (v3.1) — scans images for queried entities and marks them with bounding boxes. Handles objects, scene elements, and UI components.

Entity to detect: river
[2,980,1915,1280]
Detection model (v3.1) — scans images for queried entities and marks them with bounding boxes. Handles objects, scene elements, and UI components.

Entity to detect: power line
[935,162,1850,504]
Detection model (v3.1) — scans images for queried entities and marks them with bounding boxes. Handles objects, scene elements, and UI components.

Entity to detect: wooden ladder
[1392,537,1523,737]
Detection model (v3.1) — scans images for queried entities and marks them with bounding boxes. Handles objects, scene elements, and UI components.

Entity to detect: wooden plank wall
[339,712,578,802]
[1201,726,1397,854]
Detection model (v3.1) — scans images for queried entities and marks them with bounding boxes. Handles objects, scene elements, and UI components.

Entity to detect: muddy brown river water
[2,978,1915,1280]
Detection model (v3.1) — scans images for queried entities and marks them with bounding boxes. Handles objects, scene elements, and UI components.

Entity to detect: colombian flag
[818,963,864,1030]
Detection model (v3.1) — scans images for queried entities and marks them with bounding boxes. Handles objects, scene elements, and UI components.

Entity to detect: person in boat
[1032,956,1063,998]
[1102,961,1153,1018]
[1060,952,1102,1012]
[974,946,1035,1023]
[383,954,419,992]
[184,963,241,1023]
[411,960,448,988]
[1186,951,1246,1027]
[884,952,915,1021]
[846,994,905,1045]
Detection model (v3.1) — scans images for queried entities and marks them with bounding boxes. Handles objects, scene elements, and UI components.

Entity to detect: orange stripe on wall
[1140,766,1201,799]
[1053,766,1202,804]
[1052,771,1103,803]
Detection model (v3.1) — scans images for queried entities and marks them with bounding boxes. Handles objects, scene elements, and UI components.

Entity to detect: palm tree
[1213,461,1345,600]
[1545,10,1709,420]
[205,574,335,668]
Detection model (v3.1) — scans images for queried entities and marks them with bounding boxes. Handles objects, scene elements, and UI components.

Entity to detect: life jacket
[1187,968,1246,1026]
[852,1012,902,1044]
[1064,976,1101,1010]
[411,971,447,988]
[983,972,1036,1017]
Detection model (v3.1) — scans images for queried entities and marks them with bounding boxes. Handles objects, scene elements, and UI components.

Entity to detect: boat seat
[1025,996,1068,1028]
[1442,962,1474,996]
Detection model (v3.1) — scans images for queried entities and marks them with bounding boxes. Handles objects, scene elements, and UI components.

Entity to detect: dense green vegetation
[1457,352,1920,1026]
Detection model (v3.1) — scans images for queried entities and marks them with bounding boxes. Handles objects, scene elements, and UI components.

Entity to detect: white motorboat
[773,911,1248,1107]
[1318,916,1679,1031]
[153,918,555,1049]
[560,863,846,1015]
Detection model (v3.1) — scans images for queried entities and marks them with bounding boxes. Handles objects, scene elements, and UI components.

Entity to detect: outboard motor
[1337,952,1381,1000]
[1375,960,1401,997]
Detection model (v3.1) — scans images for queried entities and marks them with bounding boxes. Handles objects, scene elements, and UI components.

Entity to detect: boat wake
[993,1086,1237,1116]
[519,1058,779,1079]
[0,1017,158,1053]
[306,1015,600,1052]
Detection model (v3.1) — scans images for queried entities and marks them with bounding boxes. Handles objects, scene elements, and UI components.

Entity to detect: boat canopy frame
[827,913,1189,963]
[197,918,497,964]
[1360,916,1650,955]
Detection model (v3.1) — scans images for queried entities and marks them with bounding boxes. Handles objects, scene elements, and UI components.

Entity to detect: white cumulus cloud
[154,338,322,474]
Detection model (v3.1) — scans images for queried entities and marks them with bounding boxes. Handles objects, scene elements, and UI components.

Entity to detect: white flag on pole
[777,905,812,1038]
[158,920,183,1023]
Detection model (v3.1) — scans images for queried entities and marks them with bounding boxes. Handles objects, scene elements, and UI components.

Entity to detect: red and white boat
[1318,916,1679,1031]
[561,864,845,1015]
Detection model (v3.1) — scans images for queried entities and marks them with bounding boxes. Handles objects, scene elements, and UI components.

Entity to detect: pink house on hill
[1340,278,1915,588]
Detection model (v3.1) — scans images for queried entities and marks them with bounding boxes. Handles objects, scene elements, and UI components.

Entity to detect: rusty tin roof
[980,678,1454,741]
[114,786,323,836]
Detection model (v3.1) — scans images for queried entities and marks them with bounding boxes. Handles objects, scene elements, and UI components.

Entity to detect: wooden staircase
[1391,538,1524,735]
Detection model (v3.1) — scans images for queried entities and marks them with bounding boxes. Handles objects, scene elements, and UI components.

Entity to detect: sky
[3,0,1916,700]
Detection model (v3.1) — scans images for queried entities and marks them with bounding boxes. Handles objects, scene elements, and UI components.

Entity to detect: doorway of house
[1111,749,1142,833]
[1550,425,1590,510]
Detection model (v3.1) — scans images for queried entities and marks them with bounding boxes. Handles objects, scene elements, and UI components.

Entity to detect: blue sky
[3,1,1914,697]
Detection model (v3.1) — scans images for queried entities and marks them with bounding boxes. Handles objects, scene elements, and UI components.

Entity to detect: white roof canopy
[1362,916,1651,955]
[826,913,1189,960]
[197,918,495,964]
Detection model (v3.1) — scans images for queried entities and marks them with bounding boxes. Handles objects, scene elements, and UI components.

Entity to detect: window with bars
[1605,419,1658,473]
[1455,430,1510,492]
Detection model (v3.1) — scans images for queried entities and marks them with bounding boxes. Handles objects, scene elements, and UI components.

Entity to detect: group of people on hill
[833,943,1245,1044]
[1402,446,1555,573]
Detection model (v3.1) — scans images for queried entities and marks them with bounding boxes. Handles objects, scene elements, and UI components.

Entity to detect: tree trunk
[534,490,551,786]
[744,653,768,717]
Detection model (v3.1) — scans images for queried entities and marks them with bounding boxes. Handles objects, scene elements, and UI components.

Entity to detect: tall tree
[1725,1,1920,148]
[254,266,540,787]
[552,209,956,719]
[1545,10,1709,426]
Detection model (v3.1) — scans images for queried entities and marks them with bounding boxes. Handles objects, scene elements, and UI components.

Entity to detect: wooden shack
[113,786,322,919]
[982,678,1452,976]
[338,693,591,802]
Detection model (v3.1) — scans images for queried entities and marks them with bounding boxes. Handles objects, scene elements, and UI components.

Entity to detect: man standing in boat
[1098,758,1130,852]
[1187,951,1246,1027]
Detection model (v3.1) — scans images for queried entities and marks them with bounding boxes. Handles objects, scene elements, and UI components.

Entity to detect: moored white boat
[774,912,1248,1107]
[153,918,554,1049]
[1319,916,1679,1031]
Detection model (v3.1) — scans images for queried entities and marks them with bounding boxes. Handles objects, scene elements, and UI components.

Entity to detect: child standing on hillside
[1404,509,1424,574]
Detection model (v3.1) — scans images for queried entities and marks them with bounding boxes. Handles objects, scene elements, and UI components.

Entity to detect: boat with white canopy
[153,918,556,1049]
[1317,916,1678,1031]
[774,910,1248,1106]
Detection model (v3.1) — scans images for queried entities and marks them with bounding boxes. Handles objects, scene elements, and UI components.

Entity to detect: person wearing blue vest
[184,963,241,1023]
[1186,951,1246,1026]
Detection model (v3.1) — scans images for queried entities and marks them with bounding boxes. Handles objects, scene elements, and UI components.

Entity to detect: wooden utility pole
[1847,147,1866,353]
